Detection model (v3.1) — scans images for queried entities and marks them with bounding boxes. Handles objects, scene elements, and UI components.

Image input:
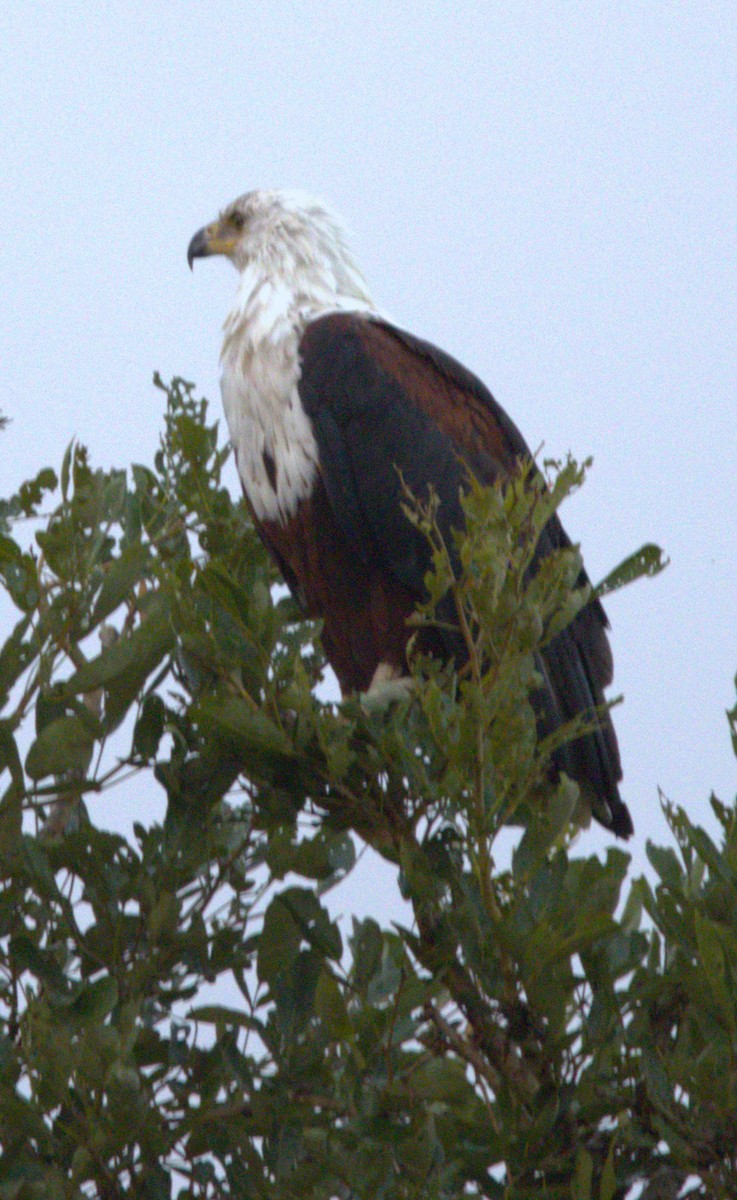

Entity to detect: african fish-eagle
[188,189,632,838]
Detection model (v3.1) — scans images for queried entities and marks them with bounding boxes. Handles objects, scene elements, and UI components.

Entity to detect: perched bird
[188,189,632,837]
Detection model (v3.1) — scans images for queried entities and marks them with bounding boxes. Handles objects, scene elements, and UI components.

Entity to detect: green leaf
[176,411,210,464]
[64,596,174,730]
[281,887,343,961]
[0,545,39,612]
[599,1137,617,1200]
[727,678,737,758]
[646,842,683,889]
[267,826,355,884]
[0,532,21,567]
[572,1147,593,1200]
[60,976,118,1024]
[10,934,67,991]
[314,968,352,1040]
[25,715,94,781]
[148,892,179,944]
[272,947,322,1037]
[60,439,73,500]
[0,720,24,791]
[196,695,293,762]
[66,597,172,694]
[686,820,737,892]
[198,560,253,626]
[694,910,732,1023]
[350,917,384,994]
[410,1057,472,1104]
[132,693,165,759]
[258,887,341,987]
[595,543,668,597]
[258,893,302,986]
[89,541,151,627]
[641,1045,672,1109]
[0,613,33,710]
[0,720,24,849]
[0,781,22,850]
[7,465,58,517]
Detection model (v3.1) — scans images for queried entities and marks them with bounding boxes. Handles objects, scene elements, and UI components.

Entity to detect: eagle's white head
[188,189,375,337]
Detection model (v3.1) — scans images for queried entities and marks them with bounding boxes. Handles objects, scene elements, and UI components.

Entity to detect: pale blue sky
[1,2,735,881]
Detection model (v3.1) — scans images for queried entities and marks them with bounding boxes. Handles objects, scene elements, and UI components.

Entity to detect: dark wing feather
[298,317,468,600]
[297,312,631,837]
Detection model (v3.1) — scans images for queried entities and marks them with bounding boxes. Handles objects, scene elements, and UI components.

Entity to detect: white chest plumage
[219,263,376,526]
[219,270,321,525]
[220,334,319,525]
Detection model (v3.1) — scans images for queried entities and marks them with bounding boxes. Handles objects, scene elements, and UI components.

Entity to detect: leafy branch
[1,376,733,1200]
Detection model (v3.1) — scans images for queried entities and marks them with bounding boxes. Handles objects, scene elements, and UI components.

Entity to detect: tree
[0,377,735,1199]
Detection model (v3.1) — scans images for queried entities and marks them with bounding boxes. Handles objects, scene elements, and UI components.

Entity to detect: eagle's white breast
[219,221,377,525]
[220,270,319,524]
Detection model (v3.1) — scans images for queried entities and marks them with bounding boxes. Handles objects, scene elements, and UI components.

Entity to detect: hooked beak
[187,219,237,269]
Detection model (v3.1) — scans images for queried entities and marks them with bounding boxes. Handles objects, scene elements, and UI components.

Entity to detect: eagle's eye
[230,211,245,231]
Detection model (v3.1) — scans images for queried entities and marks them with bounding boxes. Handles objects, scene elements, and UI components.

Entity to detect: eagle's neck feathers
[220,216,376,526]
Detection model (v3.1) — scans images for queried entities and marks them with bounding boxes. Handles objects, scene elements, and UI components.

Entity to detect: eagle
[188,189,632,838]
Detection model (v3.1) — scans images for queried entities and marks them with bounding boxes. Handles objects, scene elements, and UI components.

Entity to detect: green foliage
[0,376,731,1199]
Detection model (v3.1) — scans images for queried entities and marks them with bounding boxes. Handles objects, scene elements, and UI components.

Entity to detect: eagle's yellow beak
[187,219,238,269]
